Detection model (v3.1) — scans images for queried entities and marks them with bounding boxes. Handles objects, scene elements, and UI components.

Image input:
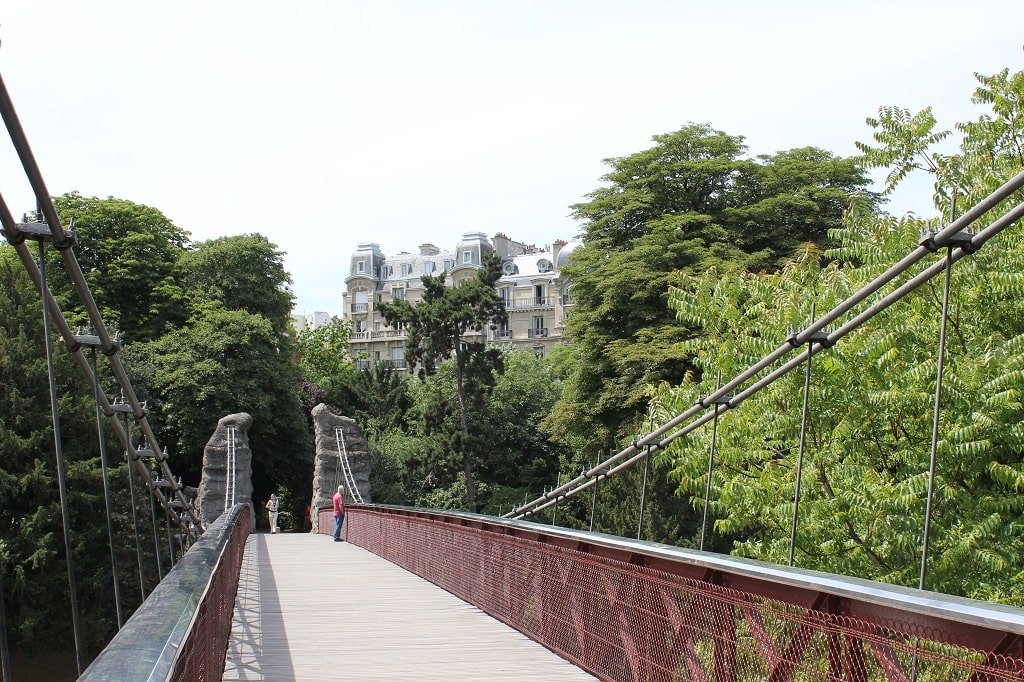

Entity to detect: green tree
[655,68,1024,601]
[175,234,295,335]
[296,319,355,405]
[378,253,507,512]
[47,192,189,342]
[0,248,161,668]
[545,124,872,460]
[135,304,310,502]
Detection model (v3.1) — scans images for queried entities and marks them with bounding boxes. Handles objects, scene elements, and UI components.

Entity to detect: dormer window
[537,258,552,273]
[357,260,365,274]
[444,259,454,272]
[424,261,436,274]
[401,263,412,277]
[462,250,472,264]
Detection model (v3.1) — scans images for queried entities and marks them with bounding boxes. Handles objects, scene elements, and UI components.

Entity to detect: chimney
[552,239,567,267]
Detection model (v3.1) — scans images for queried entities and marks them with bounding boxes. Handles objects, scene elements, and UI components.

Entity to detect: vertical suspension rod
[919,234,971,590]
[789,323,830,566]
[37,240,85,675]
[90,348,124,627]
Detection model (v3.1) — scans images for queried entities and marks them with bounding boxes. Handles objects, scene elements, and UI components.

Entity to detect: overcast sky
[2,1,1022,315]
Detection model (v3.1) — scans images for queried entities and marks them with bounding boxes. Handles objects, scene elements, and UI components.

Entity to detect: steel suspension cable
[36,240,85,675]
[511,190,1024,521]
[0,74,202,536]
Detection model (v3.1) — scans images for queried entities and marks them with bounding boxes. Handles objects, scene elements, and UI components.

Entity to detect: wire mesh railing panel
[169,506,250,682]
[342,507,1024,682]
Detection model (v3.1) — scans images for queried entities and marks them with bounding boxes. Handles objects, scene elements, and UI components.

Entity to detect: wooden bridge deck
[222,532,596,681]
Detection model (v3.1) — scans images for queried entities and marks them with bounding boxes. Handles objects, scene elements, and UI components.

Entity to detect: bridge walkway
[222,531,596,681]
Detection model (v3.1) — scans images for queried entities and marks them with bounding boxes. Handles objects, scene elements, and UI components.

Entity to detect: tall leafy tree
[47,192,189,342]
[175,233,295,335]
[545,124,872,456]
[0,248,161,669]
[296,319,355,406]
[136,304,310,500]
[378,251,507,512]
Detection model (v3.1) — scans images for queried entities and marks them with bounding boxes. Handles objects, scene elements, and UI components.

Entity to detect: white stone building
[342,232,578,369]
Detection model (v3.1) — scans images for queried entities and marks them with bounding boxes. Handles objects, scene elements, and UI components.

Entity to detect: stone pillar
[197,412,254,527]
[310,403,371,532]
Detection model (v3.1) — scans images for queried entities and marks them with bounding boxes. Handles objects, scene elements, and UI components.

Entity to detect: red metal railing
[328,505,1024,681]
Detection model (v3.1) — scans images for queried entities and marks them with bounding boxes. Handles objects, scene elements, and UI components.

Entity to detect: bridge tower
[197,413,255,526]
[309,403,371,532]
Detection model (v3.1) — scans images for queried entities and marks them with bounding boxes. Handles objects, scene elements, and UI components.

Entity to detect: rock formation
[197,412,254,527]
[310,403,371,532]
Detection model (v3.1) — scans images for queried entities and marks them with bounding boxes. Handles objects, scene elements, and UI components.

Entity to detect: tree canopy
[654,68,1024,602]
[545,124,872,455]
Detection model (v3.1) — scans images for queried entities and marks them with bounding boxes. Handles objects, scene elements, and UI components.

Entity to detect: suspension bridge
[3,68,1024,680]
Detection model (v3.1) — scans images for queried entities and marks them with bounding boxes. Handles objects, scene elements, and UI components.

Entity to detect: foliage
[296,319,355,405]
[0,248,166,665]
[378,250,508,511]
[175,233,295,335]
[47,192,189,342]
[135,303,310,498]
[654,69,1024,601]
[545,124,872,458]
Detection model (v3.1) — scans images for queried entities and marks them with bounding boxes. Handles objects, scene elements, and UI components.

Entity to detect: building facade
[342,232,578,370]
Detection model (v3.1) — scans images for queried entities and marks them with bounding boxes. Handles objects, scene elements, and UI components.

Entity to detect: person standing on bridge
[266,494,279,534]
[333,485,346,542]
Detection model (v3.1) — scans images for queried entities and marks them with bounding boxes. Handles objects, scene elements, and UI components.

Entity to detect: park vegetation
[1,65,1022,674]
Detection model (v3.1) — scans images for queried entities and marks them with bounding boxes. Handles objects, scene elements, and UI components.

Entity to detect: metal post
[589,458,600,532]
[90,349,123,627]
[919,240,961,591]
[38,240,85,675]
[637,440,652,541]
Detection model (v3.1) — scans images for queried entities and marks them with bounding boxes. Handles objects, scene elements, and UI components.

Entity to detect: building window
[401,263,412,276]
[530,316,547,338]
[533,345,544,359]
[535,284,545,305]
[497,321,511,340]
[500,288,511,305]
[392,287,405,301]
[391,347,406,369]
[381,265,392,279]
[463,250,472,264]
[353,289,368,313]
[444,259,454,272]
[424,261,436,274]
[354,320,367,333]
[356,260,365,273]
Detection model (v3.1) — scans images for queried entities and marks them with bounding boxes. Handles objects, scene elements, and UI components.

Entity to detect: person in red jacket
[332,485,346,542]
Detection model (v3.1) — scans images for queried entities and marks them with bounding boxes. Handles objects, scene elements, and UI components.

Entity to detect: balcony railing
[386,359,407,369]
[351,303,368,313]
[354,359,371,370]
[351,331,369,340]
[370,330,405,339]
[528,328,548,339]
[496,330,512,340]
[508,297,552,309]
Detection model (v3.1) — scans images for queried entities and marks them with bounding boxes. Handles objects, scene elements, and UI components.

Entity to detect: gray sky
[2,1,1022,315]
